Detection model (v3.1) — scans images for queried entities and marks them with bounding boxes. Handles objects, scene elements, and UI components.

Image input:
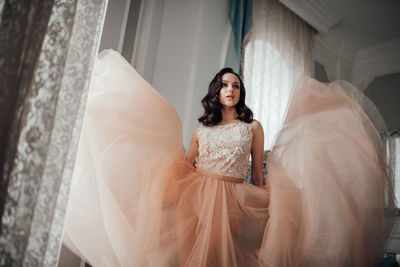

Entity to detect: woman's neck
[221,107,237,124]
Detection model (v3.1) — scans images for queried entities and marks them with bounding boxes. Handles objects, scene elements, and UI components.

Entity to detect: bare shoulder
[192,125,202,140]
[194,124,203,134]
[251,119,263,133]
[251,120,264,144]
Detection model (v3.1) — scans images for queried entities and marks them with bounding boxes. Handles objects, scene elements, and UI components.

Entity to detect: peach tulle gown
[63,50,396,267]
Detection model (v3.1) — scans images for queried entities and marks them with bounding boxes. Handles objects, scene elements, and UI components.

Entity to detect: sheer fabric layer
[260,77,395,267]
[63,50,269,267]
[63,50,395,267]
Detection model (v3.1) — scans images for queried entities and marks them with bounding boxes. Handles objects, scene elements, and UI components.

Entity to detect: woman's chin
[221,104,236,110]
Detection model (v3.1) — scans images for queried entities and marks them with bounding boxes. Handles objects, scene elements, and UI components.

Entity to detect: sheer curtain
[0,0,107,265]
[243,0,315,149]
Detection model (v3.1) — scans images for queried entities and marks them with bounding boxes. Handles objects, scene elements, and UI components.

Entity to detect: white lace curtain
[243,0,315,149]
[0,0,107,265]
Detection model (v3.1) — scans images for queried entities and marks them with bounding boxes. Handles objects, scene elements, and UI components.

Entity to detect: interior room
[0,0,399,266]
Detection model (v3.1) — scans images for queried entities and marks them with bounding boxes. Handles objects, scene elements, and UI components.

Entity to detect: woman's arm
[251,120,265,186]
[184,128,199,167]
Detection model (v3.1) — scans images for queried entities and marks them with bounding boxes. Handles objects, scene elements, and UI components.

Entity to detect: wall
[98,0,131,53]
[364,72,400,132]
[134,0,232,148]
[93,0,235,148]
[58,244,81,267]
[121,0,141,60]
[314,61,329,82]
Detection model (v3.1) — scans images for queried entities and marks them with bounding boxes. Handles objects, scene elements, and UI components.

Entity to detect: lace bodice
[195,121,253,178]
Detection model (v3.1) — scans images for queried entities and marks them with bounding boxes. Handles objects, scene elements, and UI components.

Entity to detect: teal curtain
[229,0,253,56]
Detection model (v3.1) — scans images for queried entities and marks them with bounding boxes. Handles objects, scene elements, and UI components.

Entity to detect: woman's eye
[222,83,227,87]
[234,85,239,89]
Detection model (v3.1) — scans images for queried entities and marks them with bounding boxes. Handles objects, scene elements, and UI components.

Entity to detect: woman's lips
[226,95,234,99]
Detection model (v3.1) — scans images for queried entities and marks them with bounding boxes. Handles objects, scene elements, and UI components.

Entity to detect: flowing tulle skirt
[63,50,395,267]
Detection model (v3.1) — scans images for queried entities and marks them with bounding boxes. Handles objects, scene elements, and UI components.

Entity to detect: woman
[185,68,265,186]
[63,50,395,267]
[173,67,269,266]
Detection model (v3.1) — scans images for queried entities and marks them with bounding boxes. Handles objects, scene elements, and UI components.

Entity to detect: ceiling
[328,0,400,49]
[280,0,400,50]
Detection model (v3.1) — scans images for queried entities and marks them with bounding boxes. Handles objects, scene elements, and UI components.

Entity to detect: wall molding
[315,34,356,81]
[356,38,400,62]
[117,0,131,53]
[316,34,400,90]
[131,0,152,75]
[131,0,165,82]
[182,0,205,142]
[352,38,400,90]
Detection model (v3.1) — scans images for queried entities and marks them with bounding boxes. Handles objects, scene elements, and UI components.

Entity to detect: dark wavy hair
[198,67,253,126]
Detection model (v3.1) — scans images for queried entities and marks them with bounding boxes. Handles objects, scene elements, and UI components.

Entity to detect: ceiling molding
[316,34,341,54]
[316,34,356,64]
[279,0,341,33]
[352,38,400,90]
[355,38,400,65]
[315,34,356,81]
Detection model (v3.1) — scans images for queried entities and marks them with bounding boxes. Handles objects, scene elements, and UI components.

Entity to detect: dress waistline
[195,168,244,183]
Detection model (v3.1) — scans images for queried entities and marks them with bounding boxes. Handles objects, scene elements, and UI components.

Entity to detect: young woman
[173,67,269,266]
[185,67,265,187]
[63,50,395,267]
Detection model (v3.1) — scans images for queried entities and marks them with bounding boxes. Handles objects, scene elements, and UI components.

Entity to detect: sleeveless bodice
[195,121,253,178]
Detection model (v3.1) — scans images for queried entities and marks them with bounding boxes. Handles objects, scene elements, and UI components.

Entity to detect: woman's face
[219,73,240,109]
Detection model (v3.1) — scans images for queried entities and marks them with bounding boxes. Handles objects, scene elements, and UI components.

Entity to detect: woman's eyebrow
[222,80,239,84]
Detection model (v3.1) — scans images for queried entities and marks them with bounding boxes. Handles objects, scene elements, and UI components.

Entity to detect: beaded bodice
[195,121,253,178]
